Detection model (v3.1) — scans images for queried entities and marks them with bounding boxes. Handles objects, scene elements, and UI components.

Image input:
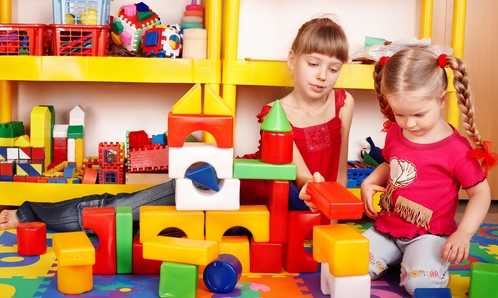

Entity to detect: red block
[0,161,15,176]
[307,182,364,220]
[31,147,44,159]
[269,180,289,244]
[26,176,39,183]
[261,131,293,164]
[250,238,283,273]
[17,222,47,256]
[282,211,320,273]
[132,236,162,274]
[167,112,233,148]
[13,175,26,182]
[82,207,116,274]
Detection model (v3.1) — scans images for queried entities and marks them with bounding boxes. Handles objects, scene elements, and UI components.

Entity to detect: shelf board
[223,60,375,89]
[0,182,152,206]
[0,56,220,83]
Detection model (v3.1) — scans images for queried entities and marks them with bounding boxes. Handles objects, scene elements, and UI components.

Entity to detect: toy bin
[347,165,375,187]
[49,24,110,56]
[0,24,49,56]
[52,0,112,25]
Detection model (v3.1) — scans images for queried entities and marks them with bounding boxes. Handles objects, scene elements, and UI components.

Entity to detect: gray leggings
[362,227,450,295]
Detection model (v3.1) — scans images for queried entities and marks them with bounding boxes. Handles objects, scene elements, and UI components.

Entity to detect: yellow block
[313,224,369,277]
[205,205,269,243]
[14,135,30,146]
[203,84,232,116]
[171,83,202,114]
[52,231,95,295]
[52,231,95,266]
[349,188,381,212]
[143,236,218,266]
[57,264,93,294]
[139,206,205,243]
[219,236,250,273]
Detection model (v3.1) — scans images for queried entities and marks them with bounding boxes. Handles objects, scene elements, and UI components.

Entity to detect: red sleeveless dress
[239,89,346,205]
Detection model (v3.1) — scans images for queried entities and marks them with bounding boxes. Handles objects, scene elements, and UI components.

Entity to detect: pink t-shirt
[374,123,486,239]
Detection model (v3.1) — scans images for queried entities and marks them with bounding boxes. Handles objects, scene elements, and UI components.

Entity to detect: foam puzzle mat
[0,222,496,297]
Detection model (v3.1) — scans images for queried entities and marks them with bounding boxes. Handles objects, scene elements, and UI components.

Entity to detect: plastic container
[49,24,110,56]
[52,0,112,25]
[0,24,49,56]
[347,163,375,187]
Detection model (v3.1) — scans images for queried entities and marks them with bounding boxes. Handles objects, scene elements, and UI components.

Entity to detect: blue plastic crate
[52,0,112,25]
[347,162,374,187]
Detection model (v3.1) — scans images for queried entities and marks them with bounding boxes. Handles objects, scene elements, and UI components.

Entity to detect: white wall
[7,0,424,159]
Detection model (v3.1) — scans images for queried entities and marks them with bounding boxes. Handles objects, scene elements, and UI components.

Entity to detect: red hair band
[438,54,447,68]
[382,119,394,132]
[379,56,389,66]
[469,141,498,175]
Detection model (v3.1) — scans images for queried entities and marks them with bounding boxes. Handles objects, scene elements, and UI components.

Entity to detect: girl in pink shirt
[361,47,497,295]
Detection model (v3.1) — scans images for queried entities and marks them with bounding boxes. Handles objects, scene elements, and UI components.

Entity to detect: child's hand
[299,172,325,212]
[441,230,472,264]
[361,183,385,219]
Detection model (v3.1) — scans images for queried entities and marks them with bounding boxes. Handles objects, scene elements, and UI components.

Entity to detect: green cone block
[260,100,292,132]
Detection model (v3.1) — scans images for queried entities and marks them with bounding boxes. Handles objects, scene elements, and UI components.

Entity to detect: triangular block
[172,83,202,114]
[203,85,232,116]
[260,100,292,132]
[185,163,219,191]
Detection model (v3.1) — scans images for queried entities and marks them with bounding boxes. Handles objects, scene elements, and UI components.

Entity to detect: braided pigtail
[374,57,395,131]
[444,55,498,174]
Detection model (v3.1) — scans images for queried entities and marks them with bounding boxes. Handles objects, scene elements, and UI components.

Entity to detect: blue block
[151,133,167,146]
[203,254,242,293]
[186,163,219,192]
[413,288,452,298]
[287,182,309,210]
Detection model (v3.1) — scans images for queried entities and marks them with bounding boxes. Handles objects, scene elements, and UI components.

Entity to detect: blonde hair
[373,47,484,151]
[291,17,349,63]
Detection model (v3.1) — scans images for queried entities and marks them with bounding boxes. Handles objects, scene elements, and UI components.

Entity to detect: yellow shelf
[0,56,220,83]
[0,182,153,205]
[223,60,376,89]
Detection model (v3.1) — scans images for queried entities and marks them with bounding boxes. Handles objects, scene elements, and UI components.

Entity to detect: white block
[321,263,370,297]
[53,124,69,138]
[69,105,85,126]
[6,147,19,160]
[67,138,75,150]
[168,143,233,178]
[175,178,240,211]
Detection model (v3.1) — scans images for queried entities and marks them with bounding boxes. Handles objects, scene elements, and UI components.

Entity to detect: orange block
[307,182,363,220]
[167,112,233,148]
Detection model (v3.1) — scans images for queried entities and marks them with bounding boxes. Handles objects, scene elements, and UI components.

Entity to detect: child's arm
[360,162,389,219]
[442,179,491,263]
[337,92,355,187]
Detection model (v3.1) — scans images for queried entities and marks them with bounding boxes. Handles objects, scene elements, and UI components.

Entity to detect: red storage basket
[0,24,49,56]
[49,24,110,56]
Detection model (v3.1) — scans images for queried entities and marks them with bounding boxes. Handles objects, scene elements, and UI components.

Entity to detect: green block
[260,100,291,132]
[0,121,25,138]
[67,125,84,139]
[113,20,124,34]
[116,206,133,274]
[137,11,153,22]
[159,262,198,298]
[469,262,498,298]
[233,158,296,180]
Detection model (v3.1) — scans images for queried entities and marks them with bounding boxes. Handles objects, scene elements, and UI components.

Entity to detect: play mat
[0,222,497,298]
